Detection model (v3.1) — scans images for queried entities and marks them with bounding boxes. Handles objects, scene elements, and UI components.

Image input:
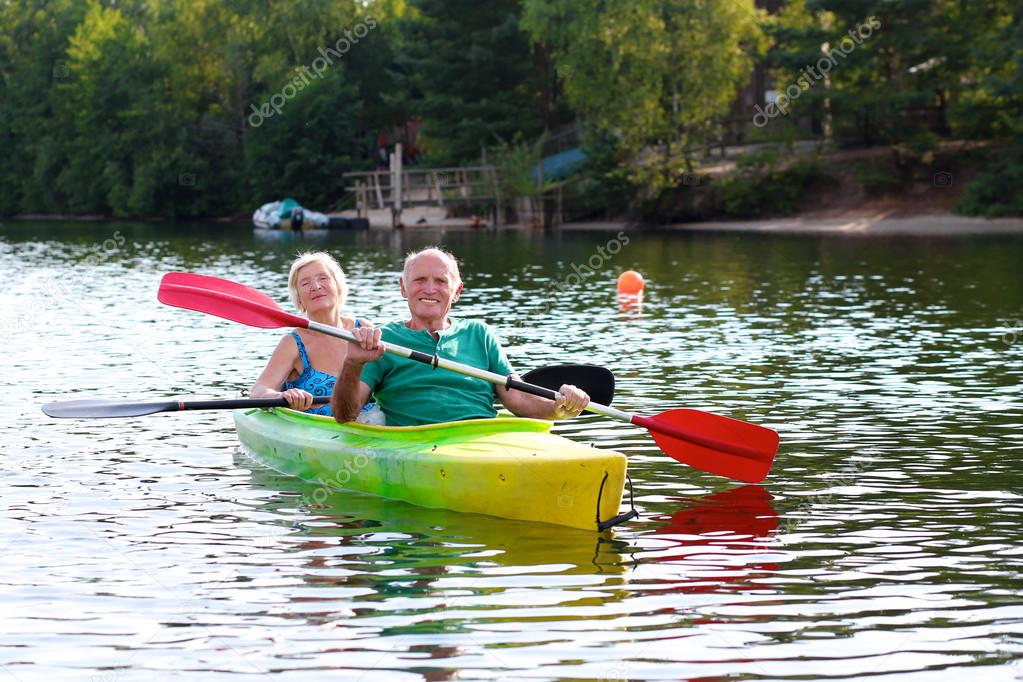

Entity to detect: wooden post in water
[390,143,403,228]
[373,173,384,210]
[492,166,502,228]
[556,182,563,228]
[536,159,546,229]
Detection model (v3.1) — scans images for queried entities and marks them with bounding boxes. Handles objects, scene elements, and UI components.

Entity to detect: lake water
[1,220,1022,681]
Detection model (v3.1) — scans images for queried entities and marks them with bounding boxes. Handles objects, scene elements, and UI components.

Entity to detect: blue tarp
[530,147,588,183]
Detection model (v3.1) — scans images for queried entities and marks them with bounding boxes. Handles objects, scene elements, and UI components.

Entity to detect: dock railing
[343,147,502,227]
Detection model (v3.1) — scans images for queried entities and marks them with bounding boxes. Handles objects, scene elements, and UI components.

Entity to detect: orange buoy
[617,270,645,297]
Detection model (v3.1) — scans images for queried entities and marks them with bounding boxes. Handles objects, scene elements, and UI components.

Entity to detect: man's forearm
[500,379,586,421]
[502,388,560,420]
[331,359,366,423]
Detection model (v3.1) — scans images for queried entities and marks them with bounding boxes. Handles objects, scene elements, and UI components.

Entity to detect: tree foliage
[763,0,1021,215]
[400,0,566,165]
[0,0,398,218]
[522,0,765,192]
[0,0,1019,218]
[765,0,1019,145]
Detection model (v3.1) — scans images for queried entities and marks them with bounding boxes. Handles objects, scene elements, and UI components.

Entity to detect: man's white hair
[401,247,462,285]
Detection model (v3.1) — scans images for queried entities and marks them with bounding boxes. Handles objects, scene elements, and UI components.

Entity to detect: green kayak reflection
[236,455,782,655]
[235,451,633,577]
[239,451,777,583]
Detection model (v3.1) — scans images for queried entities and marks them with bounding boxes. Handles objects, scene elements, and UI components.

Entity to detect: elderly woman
[250,251,377,419]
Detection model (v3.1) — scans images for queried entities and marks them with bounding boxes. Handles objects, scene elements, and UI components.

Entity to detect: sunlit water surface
[1,221,1022,681]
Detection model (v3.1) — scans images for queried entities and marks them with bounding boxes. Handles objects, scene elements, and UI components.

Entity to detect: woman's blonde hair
[287,251,348,313]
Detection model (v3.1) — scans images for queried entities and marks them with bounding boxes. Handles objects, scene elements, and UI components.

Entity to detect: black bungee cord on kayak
[597,472,638,531]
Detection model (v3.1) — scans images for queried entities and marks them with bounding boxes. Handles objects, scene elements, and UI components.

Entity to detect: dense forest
[0,0,1019,219]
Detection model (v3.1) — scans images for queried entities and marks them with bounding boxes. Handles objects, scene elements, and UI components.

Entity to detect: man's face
[400,253,462,321]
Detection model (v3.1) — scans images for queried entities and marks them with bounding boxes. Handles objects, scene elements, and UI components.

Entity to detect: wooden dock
[343,146,502,227]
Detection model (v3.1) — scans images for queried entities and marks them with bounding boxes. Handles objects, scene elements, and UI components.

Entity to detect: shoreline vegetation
[1,2,1019,223]
[9,138,1020,235]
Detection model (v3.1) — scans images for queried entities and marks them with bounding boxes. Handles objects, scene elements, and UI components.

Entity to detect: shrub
[957,143,1023,217]
[716,155,819,217]
[854,161,903,194]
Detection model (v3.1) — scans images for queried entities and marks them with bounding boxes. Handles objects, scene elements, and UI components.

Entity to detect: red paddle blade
[635,409,779,483]
[158,272,306,329]
[162,272,281,308]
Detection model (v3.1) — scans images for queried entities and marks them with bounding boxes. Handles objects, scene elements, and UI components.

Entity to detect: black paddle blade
[522,364,615,406]
[42,399,180,419]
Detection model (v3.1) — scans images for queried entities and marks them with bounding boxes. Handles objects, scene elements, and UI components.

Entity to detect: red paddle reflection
[641,485,780,593]
[655,485,778,538]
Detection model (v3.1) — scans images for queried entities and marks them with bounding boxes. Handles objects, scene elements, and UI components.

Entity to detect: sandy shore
[9,209,1022,236]
[669,214,1023,236]
[558,213,1023,236]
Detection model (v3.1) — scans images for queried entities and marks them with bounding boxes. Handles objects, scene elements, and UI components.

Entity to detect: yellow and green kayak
[234,407,633,531]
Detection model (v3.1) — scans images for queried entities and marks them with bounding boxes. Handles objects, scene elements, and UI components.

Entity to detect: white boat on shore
[252,199,369,231]
[252,198,331,230]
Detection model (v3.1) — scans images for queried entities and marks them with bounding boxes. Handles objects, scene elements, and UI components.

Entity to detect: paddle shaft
[156,281,600,409]
[177,396,329,411]
[43,365,612,419]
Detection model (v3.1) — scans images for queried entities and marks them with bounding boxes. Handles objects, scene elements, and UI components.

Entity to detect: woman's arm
[250,335,313,410]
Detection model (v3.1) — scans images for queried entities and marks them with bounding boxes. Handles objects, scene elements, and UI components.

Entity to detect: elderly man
[332,247,589,425]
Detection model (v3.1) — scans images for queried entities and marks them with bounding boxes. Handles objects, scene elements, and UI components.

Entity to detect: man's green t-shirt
[359,318,515,426]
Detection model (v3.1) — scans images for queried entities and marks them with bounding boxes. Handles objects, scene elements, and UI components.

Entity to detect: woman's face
[296,261,341,314]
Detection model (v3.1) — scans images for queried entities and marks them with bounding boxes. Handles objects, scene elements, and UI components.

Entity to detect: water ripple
[1,224,1021,679]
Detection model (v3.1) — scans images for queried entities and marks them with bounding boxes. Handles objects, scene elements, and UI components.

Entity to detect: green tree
[244,69,367,210]
[765,0,1017,145]
[401,0,562,165]
[957,5,1023,217]
[522,0,765,192]
[0,0,88,214]
[58,1,162,214]
[0,0,406,218]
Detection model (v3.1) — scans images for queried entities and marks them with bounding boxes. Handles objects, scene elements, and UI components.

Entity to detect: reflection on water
[239,452,632,577]
[1,221,1022,679]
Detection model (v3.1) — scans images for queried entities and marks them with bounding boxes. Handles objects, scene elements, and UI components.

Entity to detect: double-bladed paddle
[157,272,780,483]
[42,364,613,420]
